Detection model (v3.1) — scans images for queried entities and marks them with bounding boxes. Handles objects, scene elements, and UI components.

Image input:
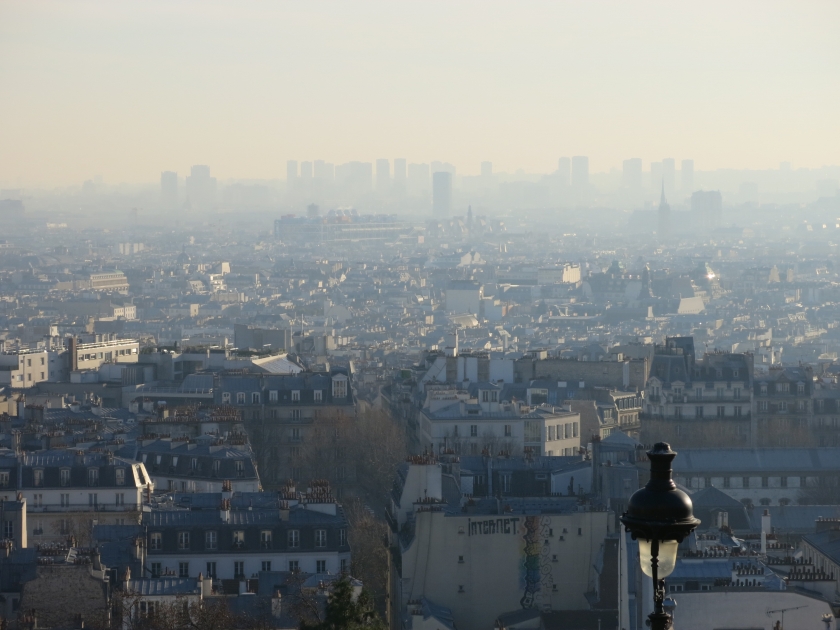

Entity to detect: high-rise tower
[658,181,671,242]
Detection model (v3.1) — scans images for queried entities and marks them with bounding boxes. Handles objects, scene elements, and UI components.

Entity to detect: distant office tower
[691,190,723,231]
[432,171,452,216]
[557,157,571,187]
[780,162,792,171]
[431,161,456,177]
[286,160,298,183]
[160,171,178,207]
[681,159,694,193]
[407,163,430,196]
[314,160,334,182]
[300,161,313,181]
[658,182,671,241]
[662,158,676,196]
[185,165,216,211]
[376,159,391,194]
[650,162,663,191]
[481,161,493,178]
[622,159,642,191]
[393,158,407,194]
[571,156,589,190]
[335,161,373,195]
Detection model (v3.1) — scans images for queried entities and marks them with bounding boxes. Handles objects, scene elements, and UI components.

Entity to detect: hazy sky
[1,1,839,187]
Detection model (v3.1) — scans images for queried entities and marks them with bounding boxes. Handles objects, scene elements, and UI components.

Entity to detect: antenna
[766,605,807,630]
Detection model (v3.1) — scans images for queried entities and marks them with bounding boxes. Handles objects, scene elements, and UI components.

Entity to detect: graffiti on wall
[519,515,554,609]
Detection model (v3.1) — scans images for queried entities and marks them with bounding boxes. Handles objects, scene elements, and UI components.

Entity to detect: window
[674,407,682,419]
[341,558,348,573]
[88,468,99,486]
[206,531,217,550]
[236,392,246,405]
[234,561,245,579]
[33,494,42,507]
[292,409,301,421]
[60,493,69,507]
[291,428,301,442]
[695,387,703,400]
[781,477,788,488]
[115,468,125,486]
[716,388,724,399]
[269,390,278,402]
[315,529,327,547]
[504,424,512,437]
[262,561,272,572]
[501,474,511,493]
[734,406,743,417]
[314,390,322,402]
[233,531,245,547]
[236,461,245,478]
[339,529,347,546]
[33,469,43,487]
[206,562,216,578]
[288,560,299,572]
[316,560,326,573]
[251,392,260,404]
[222,392,231,403]
[778,401,788,412]
[115,493,124,506]
[290,446,300,458]
[548,425,555,441]
[470,425,477,437]
[695,406,704,418]
[734,387,741,400]
[743,477,750,488]
[292,390,300,402]
[762,477,769,488]
[332,377,347,398]
[798,400,808,412]
[723,477,731,489]
[213,460,221,474]
[261,530,272,548]
[89,493,98,507]
[717,406,725,418]
[798,383,805,395]
[288,530,300,548]
[191,458,198,471]
[179,562,189,578]
[777,383,789,394]
[178,531,190,550]
[150,532,163,550]
[151,562,161,578]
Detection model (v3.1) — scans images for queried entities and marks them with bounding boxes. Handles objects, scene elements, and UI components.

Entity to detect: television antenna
[766,605,807,630]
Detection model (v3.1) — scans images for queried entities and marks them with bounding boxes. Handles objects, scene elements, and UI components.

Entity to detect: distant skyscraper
[557,158,571,186]
[160,171,178,208]
[335,161,373,195]
[658,181,671,242]
[407,163,430,196]
[622,159,642,191]
[650,162,663,191]
[393,158,407,195]
[691,190,723,231]
[662,158,676,196]
[431,161,456,176]
[286,160,298,183]
[185,165,216,211]
[432,171,452,216]
[481,161,493,178]
[681,159,694,193]
[314,160,334,182]
[376,159,391,193]
[300,161,313,181]
[571,156,589,190]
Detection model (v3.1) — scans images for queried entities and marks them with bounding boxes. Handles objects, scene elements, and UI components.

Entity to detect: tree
[301,576,386,630]
[343,498,390,616]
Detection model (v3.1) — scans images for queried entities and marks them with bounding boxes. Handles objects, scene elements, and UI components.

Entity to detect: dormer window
[291,390,300,402]
[733,369,739,378]
[332,376,347,399]
[236,392,246,405]
[222,392,231,404]
[115,468,125,486]
[88,468,99,487]
[797,383,805,395]
[251,392,261,404]
[60,468,70,487]
[33,469,43,487]
[314,390,322,402]
[761,384,768,395]
[269,390,278,402]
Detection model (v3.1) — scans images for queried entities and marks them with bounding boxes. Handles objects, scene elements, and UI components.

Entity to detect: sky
[1,1,839,187]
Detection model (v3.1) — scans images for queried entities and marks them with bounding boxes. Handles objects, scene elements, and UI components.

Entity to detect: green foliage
[301,576,386,630]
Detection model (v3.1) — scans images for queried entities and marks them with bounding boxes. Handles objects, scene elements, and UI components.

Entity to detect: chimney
[198,572,212,598]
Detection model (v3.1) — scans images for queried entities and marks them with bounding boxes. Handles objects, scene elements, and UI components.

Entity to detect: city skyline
[2,1,839,187]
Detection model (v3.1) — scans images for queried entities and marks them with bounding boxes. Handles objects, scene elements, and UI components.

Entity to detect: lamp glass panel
[639,539,679,578]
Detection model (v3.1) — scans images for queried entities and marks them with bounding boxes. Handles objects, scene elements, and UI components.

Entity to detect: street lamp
[621,443,700,630]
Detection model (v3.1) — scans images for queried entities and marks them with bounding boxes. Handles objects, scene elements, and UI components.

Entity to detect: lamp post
[621,443,700,630]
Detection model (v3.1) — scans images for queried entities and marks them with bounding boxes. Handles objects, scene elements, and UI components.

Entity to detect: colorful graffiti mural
[520,515,554,609]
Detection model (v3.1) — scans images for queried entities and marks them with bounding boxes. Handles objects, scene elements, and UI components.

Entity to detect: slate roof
[672,448,840,473]
[127,578,200,596]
